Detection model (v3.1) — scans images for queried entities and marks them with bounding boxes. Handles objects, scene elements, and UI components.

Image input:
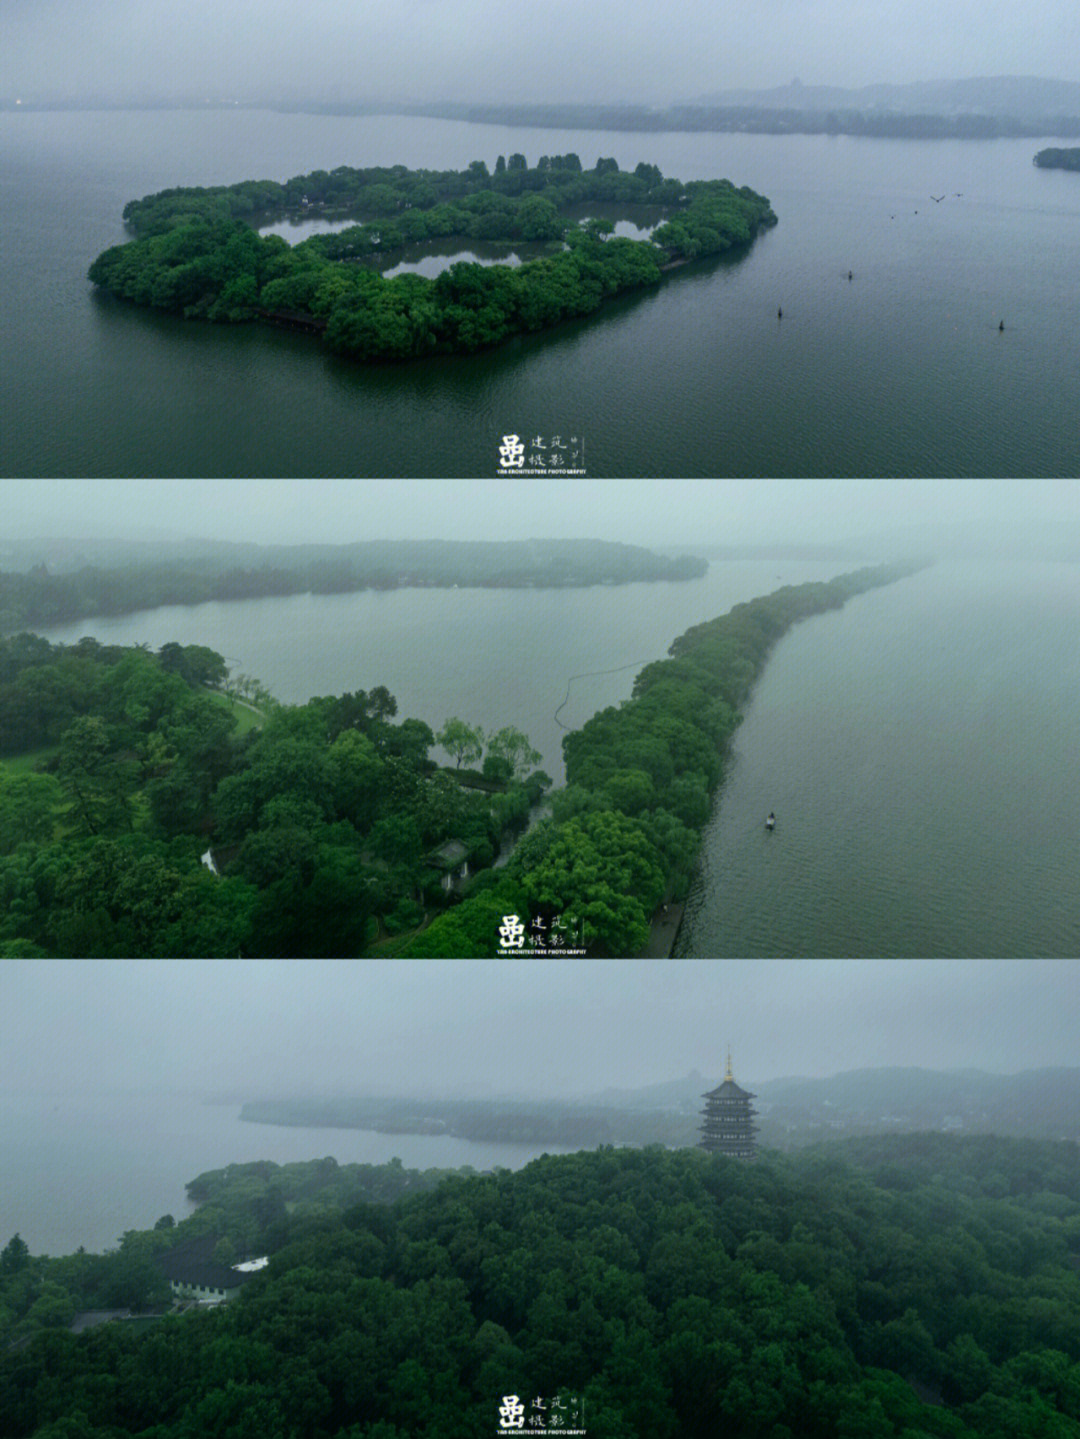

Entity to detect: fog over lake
[4,954,1079,1253]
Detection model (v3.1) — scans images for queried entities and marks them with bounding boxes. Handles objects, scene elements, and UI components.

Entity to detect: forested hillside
[587,1067,1080,1148]
[0,538,706,634]
[239,1095,690,1147]
[2,1136,1079,1436]
[236,1066,1080,1151]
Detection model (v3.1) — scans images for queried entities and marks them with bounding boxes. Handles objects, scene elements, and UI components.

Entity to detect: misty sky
[6,479,1080,551]
[3,959,1077,1101]
[4,0,1079,107]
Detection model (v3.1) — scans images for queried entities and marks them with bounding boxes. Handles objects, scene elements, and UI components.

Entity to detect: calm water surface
[4,109,1080,475]
[38,560,840,783]
[38,561,1080,958]
[677,561,1080,958]
[0,1090,577,1257]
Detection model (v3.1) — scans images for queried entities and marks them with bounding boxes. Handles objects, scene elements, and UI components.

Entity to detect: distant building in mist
[699,1053,758,1159]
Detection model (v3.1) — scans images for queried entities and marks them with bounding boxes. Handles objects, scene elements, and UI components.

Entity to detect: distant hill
[238,82,1080,140]
[245,1067,1080,1152]
[586,1065,1080,1145]
[0,535,705,582]
[0,536,707,634]
[695,75,1080,120]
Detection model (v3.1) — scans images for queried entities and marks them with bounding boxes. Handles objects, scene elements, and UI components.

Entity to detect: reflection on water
[377,243,532,279]
[257,214,360,242]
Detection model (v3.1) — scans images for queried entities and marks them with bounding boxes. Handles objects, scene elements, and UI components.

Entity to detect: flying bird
[931,195,945,203]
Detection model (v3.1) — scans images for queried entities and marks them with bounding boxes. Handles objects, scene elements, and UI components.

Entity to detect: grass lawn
[207,691,264,737]
[364,914,431,956]
[0,745,60,775]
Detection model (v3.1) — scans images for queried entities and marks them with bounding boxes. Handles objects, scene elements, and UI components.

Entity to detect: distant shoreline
[8,97,1080,141]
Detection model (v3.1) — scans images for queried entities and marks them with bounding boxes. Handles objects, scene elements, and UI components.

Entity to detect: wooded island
[1034,147,1080,171]
[87,157,777,361]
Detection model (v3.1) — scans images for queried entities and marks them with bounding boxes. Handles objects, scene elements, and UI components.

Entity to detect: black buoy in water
[777,307,783,319]
[999,320,1005,331]
[848,270,853,280]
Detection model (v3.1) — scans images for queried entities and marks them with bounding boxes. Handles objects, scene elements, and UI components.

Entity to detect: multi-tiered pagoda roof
[699,1052,758,1159]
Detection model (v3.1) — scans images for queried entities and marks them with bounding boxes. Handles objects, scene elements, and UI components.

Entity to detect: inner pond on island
[256,207,659,281]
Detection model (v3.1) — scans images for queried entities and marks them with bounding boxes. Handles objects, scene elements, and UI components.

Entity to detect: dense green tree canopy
[0,635,555,956]
[1034,148,1080,170]
[2,1136,1080,1436]
[89,158,777,362]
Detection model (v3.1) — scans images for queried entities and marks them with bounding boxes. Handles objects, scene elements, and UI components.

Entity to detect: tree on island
[484,725,543,781]
[436,716,485,769]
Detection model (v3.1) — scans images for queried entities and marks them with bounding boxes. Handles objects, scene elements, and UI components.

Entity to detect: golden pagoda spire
[725,1049,734,1082]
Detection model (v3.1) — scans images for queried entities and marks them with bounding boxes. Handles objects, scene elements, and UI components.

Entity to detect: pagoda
[699,1051,758,1159]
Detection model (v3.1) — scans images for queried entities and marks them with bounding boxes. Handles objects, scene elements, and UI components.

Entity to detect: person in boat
[766,812,776,829]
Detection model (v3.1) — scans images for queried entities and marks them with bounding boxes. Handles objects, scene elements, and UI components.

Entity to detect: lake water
[35,560,1080,959]
[37,559,841,783]
[677,560,1080,958]
[4,108,1080,476]
[0,1089,577,1257]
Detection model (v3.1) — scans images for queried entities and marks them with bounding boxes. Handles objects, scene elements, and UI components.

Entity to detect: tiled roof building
[157,1237,249,1305]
